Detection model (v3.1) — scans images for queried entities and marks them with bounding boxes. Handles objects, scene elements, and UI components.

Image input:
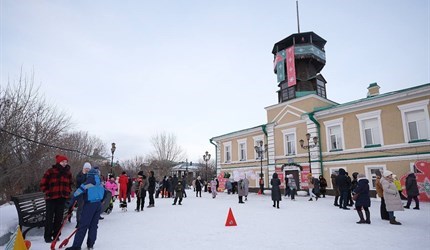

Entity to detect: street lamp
[203,151,211,191]
[299,133,318,173]
[254,141,268,194]
[110,142,116,174]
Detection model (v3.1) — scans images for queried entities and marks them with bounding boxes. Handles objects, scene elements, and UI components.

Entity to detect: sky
[1,0,429,163]
[1,192,429,249]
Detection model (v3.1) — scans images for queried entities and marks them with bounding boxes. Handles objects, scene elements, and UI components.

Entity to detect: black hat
[138,171,144,176]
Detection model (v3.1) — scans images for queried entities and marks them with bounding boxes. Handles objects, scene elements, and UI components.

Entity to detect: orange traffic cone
[225,208,237,226]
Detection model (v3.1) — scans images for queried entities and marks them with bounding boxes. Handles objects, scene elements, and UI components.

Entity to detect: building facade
[210,31,430,200]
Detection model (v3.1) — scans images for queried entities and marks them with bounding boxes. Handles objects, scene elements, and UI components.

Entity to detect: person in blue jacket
[66,168,105,250]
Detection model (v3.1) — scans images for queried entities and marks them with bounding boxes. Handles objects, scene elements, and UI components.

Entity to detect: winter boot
[356,210,366,224]
[334,196,339,206]
[403,205,410,209]
[390,217,402,225]
[365,210,371,224]
[413,207,420,210]
[308,198,313,201]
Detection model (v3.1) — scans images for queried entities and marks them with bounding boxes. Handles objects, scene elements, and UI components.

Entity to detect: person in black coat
[353,173,371,224]
[271,173,281,209]
[147,170,156,208]
[404,172,420,209]
[319,175,328,198]
[335,168,350,210]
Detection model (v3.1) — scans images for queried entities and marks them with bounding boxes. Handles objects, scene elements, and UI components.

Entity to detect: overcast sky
[1,0,429,163]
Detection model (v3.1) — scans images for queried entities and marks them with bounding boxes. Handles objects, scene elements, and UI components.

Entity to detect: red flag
[273,53,284,70]
[286,46,296,87]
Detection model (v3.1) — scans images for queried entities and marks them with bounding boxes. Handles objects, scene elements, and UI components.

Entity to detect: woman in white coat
[380,170,404,225]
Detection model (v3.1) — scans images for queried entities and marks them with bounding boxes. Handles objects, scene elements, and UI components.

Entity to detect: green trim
[409,139,429,143]
[296,91,316,97]
[364,144,381,148]
[323,151,430,163]
[329,149,343,152]
[312,83,430,113]
[209,139,218,169]
[308,112,324,175]
[368,83,378,88]
[211,124,267,141]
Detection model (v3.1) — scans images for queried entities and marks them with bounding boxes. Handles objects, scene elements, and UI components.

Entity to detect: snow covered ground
[1,191,429,250]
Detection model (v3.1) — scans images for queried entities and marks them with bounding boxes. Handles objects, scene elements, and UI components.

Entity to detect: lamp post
[203,151,211,191]
[254,141,268,194]
[299,133,318,173]
[110,143,116,175]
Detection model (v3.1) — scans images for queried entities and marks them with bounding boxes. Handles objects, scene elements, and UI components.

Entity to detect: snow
[1,192,429,250]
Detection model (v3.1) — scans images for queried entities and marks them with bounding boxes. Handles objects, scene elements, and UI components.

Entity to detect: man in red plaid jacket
[40,154,73,243]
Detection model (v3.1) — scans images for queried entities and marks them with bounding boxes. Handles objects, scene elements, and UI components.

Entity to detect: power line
[0,127,93,158]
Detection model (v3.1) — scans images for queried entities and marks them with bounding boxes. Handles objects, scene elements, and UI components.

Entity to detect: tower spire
[296,0,300,33]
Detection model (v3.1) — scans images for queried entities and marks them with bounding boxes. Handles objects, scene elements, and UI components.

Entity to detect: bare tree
[149,132,185,162]
[0,72,71,201]
[0,71,109,204]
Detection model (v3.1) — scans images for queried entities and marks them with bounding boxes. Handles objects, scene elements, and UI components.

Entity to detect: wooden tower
[272,32,327,103]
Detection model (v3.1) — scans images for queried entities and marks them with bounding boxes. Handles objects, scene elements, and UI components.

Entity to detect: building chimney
[367,83,380,97]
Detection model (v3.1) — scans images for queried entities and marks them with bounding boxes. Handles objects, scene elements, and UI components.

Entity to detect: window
[282,128,296,156]
[356,110,383,147]
[329,126,342,150]
[223,142,232,163]
[398,100,430,142]
[324,118,345,151]
[365,165,385,189]
[237,139,247,161]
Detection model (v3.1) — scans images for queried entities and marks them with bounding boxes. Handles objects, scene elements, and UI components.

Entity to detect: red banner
[286,46,296,87]
[275,167,284,188]
[399,160,430,202]
[300,165,310,189]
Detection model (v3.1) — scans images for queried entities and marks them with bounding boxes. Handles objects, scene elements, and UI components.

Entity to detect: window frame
[398,100,430,143]
[223,141,232,163]
[237,139,247,161]
[282,128,297,156]
[323,118,345,152]
[364,165,385,190]
[356,110,384,148]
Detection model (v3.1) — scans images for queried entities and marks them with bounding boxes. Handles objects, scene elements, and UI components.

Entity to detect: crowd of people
[39,155,421,249]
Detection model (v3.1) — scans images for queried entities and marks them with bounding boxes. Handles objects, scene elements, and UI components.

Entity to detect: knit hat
[88,168,99,176]
[83,162,92,170]
[383,170,393,177]
[55,155,68,163]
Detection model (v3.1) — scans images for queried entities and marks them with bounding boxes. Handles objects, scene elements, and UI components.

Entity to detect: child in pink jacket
[105,176,118,198]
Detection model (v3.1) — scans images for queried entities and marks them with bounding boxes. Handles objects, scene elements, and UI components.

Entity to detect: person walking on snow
[243,176,249,201]
[404,172,420,210]
[353,173,371,224]
[210,178,218,198]
[118,172,129,206]
[172,180,184,205]
[135,171,148,212]
[380,170,404,225]
[65,168,105,250]
[238,179,245,203]
[271,173,281,209]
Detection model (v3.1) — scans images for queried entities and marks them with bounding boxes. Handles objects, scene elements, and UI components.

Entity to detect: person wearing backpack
[65,168,106,250]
